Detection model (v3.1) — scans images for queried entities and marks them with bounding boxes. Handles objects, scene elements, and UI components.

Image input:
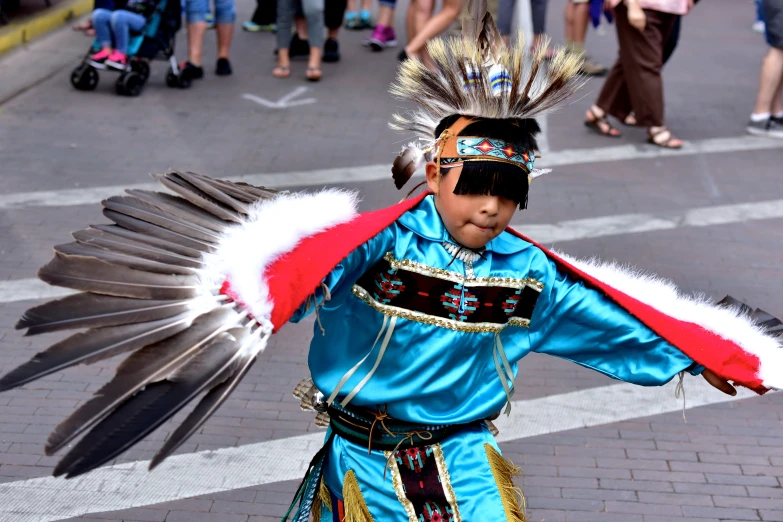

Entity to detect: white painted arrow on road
[242,87,317,109]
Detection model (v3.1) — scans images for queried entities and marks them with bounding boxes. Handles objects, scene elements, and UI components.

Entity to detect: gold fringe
[320,478,333,511]
[311,478,333,521]
[343,470,375,522]
[485,443,527,522]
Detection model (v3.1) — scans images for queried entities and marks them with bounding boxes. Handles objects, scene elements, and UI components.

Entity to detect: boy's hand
[702,369,737,396]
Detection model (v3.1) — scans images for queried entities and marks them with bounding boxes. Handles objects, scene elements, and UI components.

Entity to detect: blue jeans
[186,0,235,24]
[92,8,146,54]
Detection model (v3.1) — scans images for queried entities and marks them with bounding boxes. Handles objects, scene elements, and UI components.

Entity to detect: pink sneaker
[365,24,397,52]
[88,48,112,68]
[105,51,128,70]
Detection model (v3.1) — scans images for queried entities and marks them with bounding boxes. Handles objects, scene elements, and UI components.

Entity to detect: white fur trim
[556,253,783,390]
[203,190,360,324]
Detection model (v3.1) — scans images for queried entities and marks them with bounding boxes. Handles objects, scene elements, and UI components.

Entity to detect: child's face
[425,162,518,249]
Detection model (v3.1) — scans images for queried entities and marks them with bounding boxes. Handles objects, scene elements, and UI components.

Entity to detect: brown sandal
[306,66,321,82]
[584,107,621,137]
[647,127,683,149]
[272,65,290,78]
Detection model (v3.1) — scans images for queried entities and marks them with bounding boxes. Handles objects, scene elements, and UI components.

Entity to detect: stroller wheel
[116,71,144,97]
[131,60,150,84]
[71,64,99,91]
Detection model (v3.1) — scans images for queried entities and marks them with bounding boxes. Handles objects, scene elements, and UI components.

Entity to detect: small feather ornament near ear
[391,143,425,189]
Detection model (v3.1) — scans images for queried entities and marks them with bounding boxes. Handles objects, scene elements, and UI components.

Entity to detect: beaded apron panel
[387,444,461,522]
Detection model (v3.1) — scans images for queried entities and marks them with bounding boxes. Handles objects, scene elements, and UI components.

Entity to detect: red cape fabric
[264,192,766,394]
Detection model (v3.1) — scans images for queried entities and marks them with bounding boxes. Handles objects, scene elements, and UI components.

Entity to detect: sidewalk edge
[0,0,92,57]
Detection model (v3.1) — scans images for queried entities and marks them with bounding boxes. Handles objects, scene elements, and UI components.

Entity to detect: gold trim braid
[384,253,545,290]
[385,450,419,522]
[432,444,463,522]
[343,470,375,522]
[485,443,527,522]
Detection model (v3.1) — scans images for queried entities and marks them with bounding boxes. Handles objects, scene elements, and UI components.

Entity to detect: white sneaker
[747,117,783,139]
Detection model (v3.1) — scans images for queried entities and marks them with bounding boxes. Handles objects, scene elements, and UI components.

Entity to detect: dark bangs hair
[434,115,541,209]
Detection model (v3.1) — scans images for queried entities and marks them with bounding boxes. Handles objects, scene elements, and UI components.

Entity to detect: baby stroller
[70,0,189,96]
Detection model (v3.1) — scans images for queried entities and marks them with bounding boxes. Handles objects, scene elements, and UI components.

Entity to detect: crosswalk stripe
[1,135,780,210]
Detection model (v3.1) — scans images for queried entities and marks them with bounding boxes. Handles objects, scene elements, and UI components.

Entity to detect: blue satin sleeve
[527,260,703,386]
[289,224,398,323]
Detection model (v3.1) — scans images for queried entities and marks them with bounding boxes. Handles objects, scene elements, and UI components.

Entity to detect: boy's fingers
[702,369,737,396]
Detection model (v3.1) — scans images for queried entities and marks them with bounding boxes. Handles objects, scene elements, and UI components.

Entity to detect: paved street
[1,0,782,520]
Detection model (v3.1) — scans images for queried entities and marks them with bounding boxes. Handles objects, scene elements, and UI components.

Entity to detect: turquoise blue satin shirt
[293,195,700,426]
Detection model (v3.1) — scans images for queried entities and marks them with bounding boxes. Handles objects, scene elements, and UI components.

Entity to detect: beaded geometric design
[353,254,541,332]
[456,138,535,171]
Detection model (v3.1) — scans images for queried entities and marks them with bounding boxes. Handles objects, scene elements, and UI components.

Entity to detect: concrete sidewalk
[0,7,89,104]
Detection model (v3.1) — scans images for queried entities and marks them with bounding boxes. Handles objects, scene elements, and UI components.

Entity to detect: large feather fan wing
[1,172,352,478]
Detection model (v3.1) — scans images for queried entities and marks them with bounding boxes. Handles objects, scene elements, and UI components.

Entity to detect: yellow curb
[0,0,93,57]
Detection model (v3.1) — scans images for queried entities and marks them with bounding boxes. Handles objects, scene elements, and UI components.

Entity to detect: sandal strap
[589,107,610,125]
[649,128,672,144]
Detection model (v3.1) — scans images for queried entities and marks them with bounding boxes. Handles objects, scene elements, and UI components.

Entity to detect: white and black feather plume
[389,0,586,140]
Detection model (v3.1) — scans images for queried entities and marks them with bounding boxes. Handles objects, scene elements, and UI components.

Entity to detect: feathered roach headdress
[389,0,585,206]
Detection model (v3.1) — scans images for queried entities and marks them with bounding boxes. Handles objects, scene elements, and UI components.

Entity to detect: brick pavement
[1,0,782,519]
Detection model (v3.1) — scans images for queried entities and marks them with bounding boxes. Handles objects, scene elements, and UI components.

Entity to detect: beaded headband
[433,116,538,176]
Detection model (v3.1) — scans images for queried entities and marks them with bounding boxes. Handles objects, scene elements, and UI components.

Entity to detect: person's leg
[405,0,414,42]
[250,0,263,24]
[248,0,275,28]
[618,6,680,145]
[773,66,783,116]
[531,0,548,48]
[366,1,397,50]
[570,0,605,74]
[662,14,680,65]
[411,0,434,43]
[405,0,462,57]
[91,8,114,49]
[588,57,626,136]
[324,0,346,35]
[570,0,588,47]
[185,0,209,68]
[564,0,574,44]
[496,0,514,43]
[323,0,345,62]
[275,0,297,46]
[377,3,394,26]
[275,0,294,75]
[752,47,783,115]
[360,0,371,23]
[109,10,145,55]
[301,0,324,78]
[214,0,235,66]
[295,15,308,38]
[749,0,783,133]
